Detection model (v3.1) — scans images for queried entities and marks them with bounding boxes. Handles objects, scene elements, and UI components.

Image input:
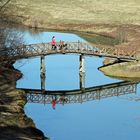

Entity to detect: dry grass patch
[100,61,140,79]
[4,0,140,27]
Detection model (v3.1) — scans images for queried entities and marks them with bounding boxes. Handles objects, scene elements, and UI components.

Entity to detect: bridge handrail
[0,41,138,61]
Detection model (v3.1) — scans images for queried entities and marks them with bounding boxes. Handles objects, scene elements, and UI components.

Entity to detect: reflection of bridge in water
[18,81,138,104]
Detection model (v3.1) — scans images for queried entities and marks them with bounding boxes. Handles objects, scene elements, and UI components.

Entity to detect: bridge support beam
[40,55,46,94]
[79,55,85,92]
[79,72,85,92]
[79,55,85,73]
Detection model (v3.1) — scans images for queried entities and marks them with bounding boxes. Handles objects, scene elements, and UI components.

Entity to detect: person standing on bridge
[51,36,56,50]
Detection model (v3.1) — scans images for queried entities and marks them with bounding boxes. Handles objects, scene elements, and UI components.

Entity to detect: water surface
[15,31,140,140]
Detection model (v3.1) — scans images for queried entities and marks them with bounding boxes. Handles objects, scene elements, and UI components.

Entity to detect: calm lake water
[15,31,140,140]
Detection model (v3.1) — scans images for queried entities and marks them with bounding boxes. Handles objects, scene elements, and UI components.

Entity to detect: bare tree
[0,28,23,49]
[0,0,12,50]
[0,0,24,66]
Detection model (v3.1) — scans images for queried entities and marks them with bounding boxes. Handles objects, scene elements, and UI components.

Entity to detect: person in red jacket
[51,36,56,50]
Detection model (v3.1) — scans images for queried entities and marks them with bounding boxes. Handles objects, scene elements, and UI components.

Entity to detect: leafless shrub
[0,28,24,49]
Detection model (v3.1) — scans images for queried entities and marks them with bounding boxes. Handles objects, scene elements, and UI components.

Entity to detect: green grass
[78,33,120,45]
[5,0,140,27]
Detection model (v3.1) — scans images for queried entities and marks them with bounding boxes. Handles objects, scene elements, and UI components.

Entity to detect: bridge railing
[0,41,137,62]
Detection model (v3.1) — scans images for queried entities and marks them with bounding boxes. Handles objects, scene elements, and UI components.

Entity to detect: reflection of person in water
[52,96,57,109]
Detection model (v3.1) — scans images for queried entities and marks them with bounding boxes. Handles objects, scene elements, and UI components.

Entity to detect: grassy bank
[2,0,140,29]
[99,61,140,80]
[0,0,139,48]
[2,0,139,51]
[0,67,48,140]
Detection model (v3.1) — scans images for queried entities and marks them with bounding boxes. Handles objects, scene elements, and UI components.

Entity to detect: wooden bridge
[18,81,138,104]
[0,42,137,62]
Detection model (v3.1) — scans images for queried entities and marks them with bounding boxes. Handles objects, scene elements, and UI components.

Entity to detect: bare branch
[0,0,11,12]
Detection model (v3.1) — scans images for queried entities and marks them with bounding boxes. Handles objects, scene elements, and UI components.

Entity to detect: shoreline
[0,20,140,140]
[0,25,140,139]
[2,21,140,79]
[0,66,49,140]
